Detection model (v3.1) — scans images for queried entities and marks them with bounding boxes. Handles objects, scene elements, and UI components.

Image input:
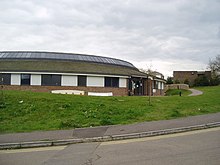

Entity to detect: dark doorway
[129,77,146,96]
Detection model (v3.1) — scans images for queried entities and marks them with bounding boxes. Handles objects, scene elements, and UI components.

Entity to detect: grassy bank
[165,89,191,96]
[0,86,219,133]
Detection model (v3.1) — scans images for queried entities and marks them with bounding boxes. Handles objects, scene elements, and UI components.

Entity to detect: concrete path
[188,88,203,96]
[0,112,220,146]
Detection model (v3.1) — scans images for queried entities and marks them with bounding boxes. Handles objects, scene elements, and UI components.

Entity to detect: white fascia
[0,71,129,78]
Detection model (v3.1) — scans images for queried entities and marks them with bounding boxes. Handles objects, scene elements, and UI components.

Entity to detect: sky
[0,0,220,78]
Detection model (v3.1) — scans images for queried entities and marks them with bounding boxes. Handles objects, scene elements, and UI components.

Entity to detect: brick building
[0,51,166,96]
[173,71,211,86]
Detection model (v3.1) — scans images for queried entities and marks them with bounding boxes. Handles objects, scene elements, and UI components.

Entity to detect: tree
[209,55,220,85]
[184,79,190,85]
[194,75,210,86]
[139,68,154,105]
[166,77,173,84]
[174,79,180,84]
[209,55,220,72]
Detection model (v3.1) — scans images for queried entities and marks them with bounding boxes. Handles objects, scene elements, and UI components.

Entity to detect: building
[150,71,166,96]
[173,71,211,86]
[0,51,166,96]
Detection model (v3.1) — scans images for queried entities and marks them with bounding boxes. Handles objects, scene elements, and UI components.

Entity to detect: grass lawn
[0,86,219,133]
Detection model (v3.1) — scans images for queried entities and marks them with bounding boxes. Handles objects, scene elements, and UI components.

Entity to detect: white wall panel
[11,74,20,85]
[158,82,161,89]
[161,82,164,89]
[119,78,127,88]
[31,74,41,86]
[87,76,104,87]
[61,75,77,86]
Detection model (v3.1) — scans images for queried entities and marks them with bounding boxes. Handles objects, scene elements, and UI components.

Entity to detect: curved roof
[0,51,147,77]
[0,51,135,68]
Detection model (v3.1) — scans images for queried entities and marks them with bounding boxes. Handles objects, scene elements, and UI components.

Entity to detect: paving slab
[72,126,109,138]
[0,130,73,143]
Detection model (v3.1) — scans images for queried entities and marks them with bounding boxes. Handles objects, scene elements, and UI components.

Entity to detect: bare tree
[209,55,220,85]
[209,55,220,72]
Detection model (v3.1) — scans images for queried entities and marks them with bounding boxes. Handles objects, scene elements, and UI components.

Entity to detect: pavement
[188,88,203,96]
[0,112,220,149]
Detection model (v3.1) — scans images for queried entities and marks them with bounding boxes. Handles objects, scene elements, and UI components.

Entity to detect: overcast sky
[0,0,220,77]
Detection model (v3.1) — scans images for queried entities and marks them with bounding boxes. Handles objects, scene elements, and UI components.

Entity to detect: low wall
[165,84,189,90]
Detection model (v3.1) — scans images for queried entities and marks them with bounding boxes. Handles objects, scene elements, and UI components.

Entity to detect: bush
[184,79,189,85]
[166,77,173,84]
[174,79,180,84]
[194,75,210,86]
[210,76,220,86]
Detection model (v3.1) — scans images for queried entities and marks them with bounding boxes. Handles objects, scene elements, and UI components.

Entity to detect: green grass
[0,86,220,133]
[165,89,191,96]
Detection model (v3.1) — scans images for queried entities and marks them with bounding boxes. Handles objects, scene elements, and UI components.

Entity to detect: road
[0,127,220,165]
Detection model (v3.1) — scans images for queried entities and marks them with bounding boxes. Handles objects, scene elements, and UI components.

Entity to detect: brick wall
[173,71,211,86]
[173,71,197,86]
[2,85,128,96]
[152,89,165,96]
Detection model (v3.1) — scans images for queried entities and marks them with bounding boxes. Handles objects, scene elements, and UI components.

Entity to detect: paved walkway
[0,112,220,144]
[188,88,203,96]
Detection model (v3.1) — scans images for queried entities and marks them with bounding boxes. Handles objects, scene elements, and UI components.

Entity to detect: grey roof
[0,51,135,68]
[0,51,148,77]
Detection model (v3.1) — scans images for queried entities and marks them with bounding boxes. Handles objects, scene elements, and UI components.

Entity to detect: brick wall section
[173,71,197,86]
[153,89,165,96]
[165,84,189,90]
[2,85,128,96]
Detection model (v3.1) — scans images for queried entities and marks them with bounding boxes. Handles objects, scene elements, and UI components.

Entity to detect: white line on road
[101,127,220,146]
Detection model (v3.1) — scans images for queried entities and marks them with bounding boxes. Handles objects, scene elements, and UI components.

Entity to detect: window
[41,74,61,86]
[105,77,119,87]
[155,81,159,89]
[21,74,30,85]
[0,73,11,85]
[78,75,87,86]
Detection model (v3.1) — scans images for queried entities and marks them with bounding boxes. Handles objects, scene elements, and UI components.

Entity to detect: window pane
[41,74,61,86]
[105,77,119,87]
[0,73,11,85]
[42,75,50,86]
[112,77,119,87]
[21,74,30,85]
[52,75,61,86]
[78,75,87,86]
[105,77,111,87]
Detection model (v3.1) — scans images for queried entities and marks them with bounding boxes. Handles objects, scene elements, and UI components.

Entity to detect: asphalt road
[0,127,220,165]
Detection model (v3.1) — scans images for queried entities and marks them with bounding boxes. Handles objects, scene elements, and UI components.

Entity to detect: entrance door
[129,77,146,96]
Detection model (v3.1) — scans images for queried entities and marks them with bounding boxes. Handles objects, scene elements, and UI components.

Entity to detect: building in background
[173,71,211,86]
[0,51,166,96]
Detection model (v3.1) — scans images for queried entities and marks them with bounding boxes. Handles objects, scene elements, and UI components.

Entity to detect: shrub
[194,75,210,86]
[184,79,189,85]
